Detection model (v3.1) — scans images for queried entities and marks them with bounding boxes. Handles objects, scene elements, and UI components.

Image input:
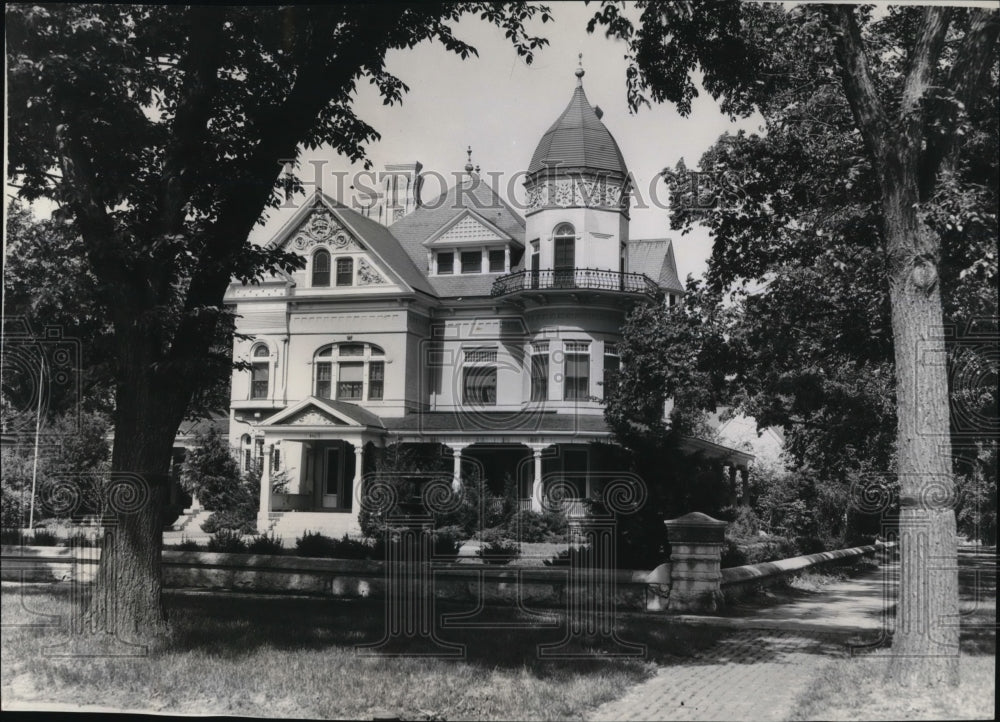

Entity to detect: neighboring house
[226,66,752,538]
[715,414,785,469]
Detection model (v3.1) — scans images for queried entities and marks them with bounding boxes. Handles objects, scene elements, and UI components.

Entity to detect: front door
[323,447,342,508]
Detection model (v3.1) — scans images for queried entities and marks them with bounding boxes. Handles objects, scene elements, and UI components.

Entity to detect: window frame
[462,346,498,406]
[313,343,386,402]
[250,344,270,400]
[335,257,355,286]
[530,341,549,402]
[312,249,331,287]
[603,342,620,400]
[562,340,591,401]
[436,251,455,275]
[460,250,482,274]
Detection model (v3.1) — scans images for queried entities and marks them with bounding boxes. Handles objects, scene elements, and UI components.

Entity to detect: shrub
[1,528,24,545]
[430,525,464,560]
[294,530,337,557]
[721,534,798,568]
[505,509,568,542]
[61,531,98,548]
[206,529,248,553]
[247,531,284,555]
[30,529,59,546]
[176,535,201,551]
[202,506,257,535]
[476,529,520,565]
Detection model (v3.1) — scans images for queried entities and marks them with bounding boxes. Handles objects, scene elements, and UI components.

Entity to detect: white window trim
[313,343,386,402]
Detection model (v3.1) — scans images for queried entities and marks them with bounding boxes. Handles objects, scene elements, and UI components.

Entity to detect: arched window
[312,249,331,286]
[314,343,385,401]
[335,257,354,286]
[250,344,270,400]
[553,223,575,287]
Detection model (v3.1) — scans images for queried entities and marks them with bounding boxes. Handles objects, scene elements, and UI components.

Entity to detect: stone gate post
[664,511,727,613]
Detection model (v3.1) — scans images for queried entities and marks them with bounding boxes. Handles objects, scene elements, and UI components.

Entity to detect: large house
[225,66,752,538]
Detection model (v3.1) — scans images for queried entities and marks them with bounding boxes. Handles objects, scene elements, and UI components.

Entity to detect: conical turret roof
[527,83,629,179]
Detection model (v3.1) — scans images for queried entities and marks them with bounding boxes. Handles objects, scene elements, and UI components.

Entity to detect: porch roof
[382,412,612,434]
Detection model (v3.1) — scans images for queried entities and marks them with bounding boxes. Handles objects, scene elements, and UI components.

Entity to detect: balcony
[491,268,660,299]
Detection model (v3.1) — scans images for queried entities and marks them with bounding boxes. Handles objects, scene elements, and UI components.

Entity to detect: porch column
[450,444,468,493]
[727,463,738,508]
[352,444,365,532]
[738,466,750,507]
[530,444,546,512]
[257,443,273,531]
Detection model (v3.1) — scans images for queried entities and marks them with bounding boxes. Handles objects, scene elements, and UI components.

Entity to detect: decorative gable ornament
[357,258,386,286]
[289,209,362,252]
[286,407,347,426]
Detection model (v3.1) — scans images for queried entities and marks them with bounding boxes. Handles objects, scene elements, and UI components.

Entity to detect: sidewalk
[589,562,897,721]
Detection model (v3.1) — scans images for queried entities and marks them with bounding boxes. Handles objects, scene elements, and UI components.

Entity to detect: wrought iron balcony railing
[490,268,660,298]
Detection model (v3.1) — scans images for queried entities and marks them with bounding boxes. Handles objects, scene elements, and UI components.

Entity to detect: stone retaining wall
[720,543,884,602]
[1,546,666,611]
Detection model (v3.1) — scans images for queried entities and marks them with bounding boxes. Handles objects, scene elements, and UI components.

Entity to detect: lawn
[790,548,997,721]
[1,583,721,720]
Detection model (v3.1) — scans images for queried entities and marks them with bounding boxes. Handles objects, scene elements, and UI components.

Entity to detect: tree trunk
[883,199,960,686]
[84,332,191,641]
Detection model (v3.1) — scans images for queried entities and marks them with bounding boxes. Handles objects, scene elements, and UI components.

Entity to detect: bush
[505,509,568,542]
[202,506,257,535]
[175,535,201,551]
[247,531,284,555]
[206,529,248,553]
[430,525,464,560]
[61,531,98,548]
[721,534,798,568]
[294,531,376,559]
[1,528,24,545]
[30,529,59,546]
[476,529,521,565]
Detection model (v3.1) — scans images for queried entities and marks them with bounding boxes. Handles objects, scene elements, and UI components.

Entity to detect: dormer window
[488,249,505,273]
[436,251,454,275]
[312,249,331,287]
[461,251,481,274]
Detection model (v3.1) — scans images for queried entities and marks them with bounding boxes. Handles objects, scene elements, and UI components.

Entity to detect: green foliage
[175,536,201,551]
[476,530,521,565]
[721,535,798,568]
[954,442,998,545]
[504,509,568,543]
[181,428,242,511]
[360,444,497,540]
[206,529,248,553]
[246,531,284,555]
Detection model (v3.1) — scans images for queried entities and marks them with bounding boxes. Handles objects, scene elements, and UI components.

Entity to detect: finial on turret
[575,53,585,85]
[464,145,474,174]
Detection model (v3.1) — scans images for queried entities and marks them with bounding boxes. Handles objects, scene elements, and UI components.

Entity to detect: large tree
[591,1,998,686]
[6,3,549,639]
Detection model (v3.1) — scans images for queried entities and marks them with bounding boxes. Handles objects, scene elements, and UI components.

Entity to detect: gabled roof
[628,238,685,293]
[389,175,525,298]
[261,396,385,429]
[527,83,629,179]
[423,208,513,247]
[268,192,436,297]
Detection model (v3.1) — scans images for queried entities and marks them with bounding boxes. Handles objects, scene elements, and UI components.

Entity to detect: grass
[790,652,995,720]
[790,548,996,721]
[1,583,722,719]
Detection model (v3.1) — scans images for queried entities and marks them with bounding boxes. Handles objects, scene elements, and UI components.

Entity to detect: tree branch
[824,6,891,171]
[921,9,1000,197]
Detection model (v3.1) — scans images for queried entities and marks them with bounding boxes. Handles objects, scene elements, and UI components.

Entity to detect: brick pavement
[588,629,849,721]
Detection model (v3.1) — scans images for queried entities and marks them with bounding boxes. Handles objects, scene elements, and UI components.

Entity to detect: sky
[5,3,765,286]
[252,2,764,284]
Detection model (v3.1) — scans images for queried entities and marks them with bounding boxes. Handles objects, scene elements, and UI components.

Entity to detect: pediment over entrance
[260,396,385,429]
[284,407,348,426]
